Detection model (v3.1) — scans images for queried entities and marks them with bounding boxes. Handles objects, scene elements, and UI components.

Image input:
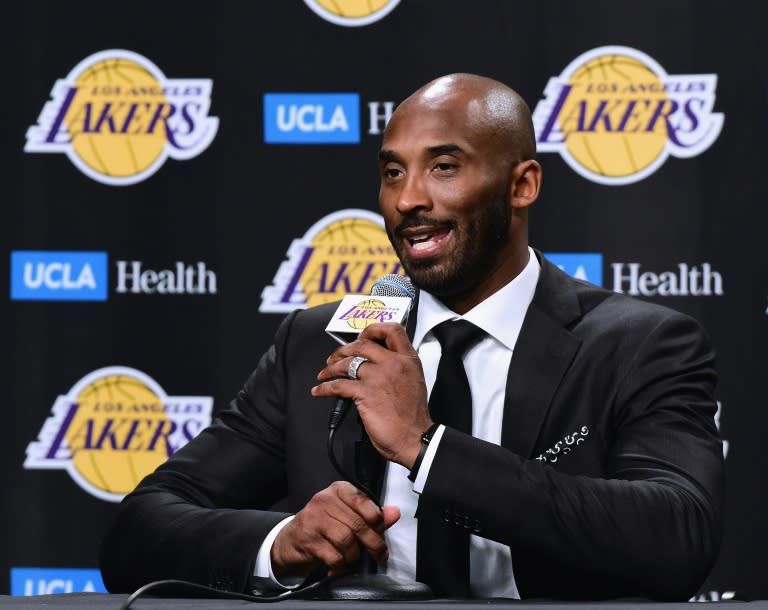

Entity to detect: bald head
[386,73,536,162]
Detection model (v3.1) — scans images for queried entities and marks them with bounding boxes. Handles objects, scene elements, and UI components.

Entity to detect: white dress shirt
[257,248,540,597]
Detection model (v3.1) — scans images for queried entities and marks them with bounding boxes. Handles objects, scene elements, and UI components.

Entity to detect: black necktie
[416,319,485,598]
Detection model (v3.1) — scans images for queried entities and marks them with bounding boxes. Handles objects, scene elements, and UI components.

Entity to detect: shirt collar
[412,247,541,351]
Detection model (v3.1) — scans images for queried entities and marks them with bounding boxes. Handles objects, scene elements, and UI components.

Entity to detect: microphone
[370,273,416,300]
[325,274,415,346]
[327,274,415,432]
[319,274,433,601]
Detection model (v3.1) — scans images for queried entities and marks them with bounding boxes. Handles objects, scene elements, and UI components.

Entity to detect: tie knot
[431,319,485,356]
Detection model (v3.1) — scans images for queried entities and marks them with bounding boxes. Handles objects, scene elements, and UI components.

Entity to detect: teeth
[405,228,449,251]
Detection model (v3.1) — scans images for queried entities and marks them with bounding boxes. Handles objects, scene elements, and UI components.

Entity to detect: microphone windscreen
[370,274,415,299]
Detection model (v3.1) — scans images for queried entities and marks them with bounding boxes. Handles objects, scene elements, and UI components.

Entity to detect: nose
[395,173,432,215]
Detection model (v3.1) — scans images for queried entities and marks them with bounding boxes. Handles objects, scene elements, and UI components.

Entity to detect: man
[99,73,724,601]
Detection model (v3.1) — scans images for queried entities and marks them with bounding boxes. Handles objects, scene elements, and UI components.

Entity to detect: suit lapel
[500,254,583,459]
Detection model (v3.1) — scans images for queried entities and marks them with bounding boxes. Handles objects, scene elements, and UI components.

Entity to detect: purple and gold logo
[25,50,218,186]
[532,46,723,185]
[339,299,397,328]
[326,293,411,344]
[303,0,401,26]
[259,209,402,313]
[24,367,212,502]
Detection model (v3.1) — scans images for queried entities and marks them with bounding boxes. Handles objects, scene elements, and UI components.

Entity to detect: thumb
[381,505,401,529]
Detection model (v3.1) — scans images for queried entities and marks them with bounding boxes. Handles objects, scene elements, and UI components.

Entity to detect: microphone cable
[119,571,345,609]
[327,397,378,502]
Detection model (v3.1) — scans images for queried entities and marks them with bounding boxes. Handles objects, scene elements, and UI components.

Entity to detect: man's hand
[271,481,400,580]
[311,323,433,468]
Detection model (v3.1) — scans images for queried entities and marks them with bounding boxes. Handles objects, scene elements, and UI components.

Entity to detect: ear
[510,159,542,209]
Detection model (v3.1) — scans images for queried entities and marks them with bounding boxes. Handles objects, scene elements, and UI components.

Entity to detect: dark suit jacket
[99,253,724,600]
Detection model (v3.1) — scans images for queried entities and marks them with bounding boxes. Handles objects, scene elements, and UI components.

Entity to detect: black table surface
[0,595,765,609]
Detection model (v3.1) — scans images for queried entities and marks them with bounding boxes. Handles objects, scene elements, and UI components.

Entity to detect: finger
[325,336,388,365]
[318,521,361,574]
[334,481,385,523]
[272,517,335,579]
[324,508,389,564]
[318,492,386,566]
[381,505,401,530]
[317,354,373,384]
[296,492,371,573]
[311,376,355,398]
[357,323,415,353]
[355,526,390,563]
[331,483,392,562]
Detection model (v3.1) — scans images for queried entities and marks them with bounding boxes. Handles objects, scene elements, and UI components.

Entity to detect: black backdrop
[2,0,767,600]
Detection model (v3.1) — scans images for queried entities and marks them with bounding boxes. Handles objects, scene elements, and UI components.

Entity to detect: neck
[438,247,531,315]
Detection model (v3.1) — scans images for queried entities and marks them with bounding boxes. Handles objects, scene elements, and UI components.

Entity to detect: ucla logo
[25,49,218,186]
[264,93,360,144]
[11,568,106,596]
[11,251,108,301]
[303,0,401,26]
[532,46,723,185]
[544,253,603,287]
[24,367,212,502]
[260,209,401,312]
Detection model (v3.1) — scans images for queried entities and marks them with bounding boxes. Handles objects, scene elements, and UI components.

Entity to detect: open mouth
[401,225,452,255]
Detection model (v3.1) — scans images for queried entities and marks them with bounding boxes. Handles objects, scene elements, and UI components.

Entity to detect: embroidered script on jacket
[536,426,590,463]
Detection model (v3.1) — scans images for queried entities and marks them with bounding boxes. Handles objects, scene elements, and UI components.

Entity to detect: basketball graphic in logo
[64,58,169,179]
[65,374,171,496]
[558,54,669,179]
[343,298,388,329]
[303,0,401,26]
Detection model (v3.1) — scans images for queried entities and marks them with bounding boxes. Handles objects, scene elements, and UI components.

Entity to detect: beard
[387,196,513,298]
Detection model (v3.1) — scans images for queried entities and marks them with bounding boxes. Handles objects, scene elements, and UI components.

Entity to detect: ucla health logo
[24,366,212,502]
[11,568,106,596]
[532,46,723,185]
[303,0,401,26]
[11,251,108,301]
[545,253,603,287]
[264,93,360,144]
[260,209,401,312]
[25,49,218,186]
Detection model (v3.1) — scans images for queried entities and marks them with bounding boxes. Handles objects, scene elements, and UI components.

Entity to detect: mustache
[394,215,457,236]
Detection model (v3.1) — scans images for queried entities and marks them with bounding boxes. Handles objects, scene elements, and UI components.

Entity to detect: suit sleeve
[98,310,300,594]
[418,310,725,601]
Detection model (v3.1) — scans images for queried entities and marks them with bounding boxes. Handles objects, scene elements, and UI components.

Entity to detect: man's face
[378,98,517,301]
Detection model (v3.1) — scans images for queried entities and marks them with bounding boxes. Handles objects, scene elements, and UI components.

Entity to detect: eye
[433,160,458,174]
[382,165,403,179]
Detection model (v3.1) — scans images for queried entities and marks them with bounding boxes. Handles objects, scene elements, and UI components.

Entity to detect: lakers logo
[24,50,218,186]
[532,46,723,185]
[24,367,212,502]
[339,298,397,329]
[259,209,402,312]
[303,0,401,26]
